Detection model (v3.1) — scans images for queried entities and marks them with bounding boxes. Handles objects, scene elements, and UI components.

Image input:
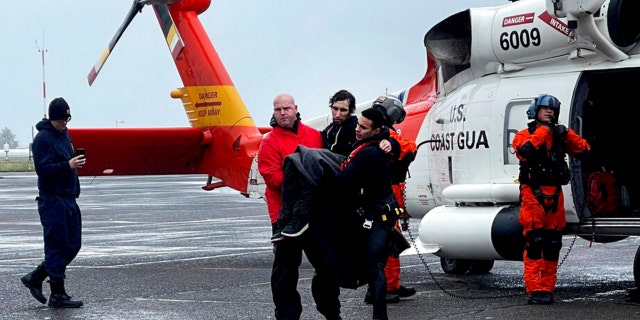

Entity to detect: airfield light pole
[37,31,47,120]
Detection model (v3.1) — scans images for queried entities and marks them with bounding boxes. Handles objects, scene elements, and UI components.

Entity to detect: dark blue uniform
[32,119,82,283]
[334,128,395,320]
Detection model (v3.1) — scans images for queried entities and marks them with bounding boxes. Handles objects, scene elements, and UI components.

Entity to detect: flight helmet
[526,94,561,123]
[372,94,406,126]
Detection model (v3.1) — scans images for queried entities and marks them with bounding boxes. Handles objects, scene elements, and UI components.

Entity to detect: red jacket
[258,122,323,223]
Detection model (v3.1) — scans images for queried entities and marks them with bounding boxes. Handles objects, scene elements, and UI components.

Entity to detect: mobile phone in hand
[75,148,85,157]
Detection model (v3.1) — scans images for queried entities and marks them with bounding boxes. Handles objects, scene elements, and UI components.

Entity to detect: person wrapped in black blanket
[275,107,402,320]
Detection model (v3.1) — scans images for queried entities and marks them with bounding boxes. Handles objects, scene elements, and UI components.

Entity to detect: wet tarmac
[1,172,640,319]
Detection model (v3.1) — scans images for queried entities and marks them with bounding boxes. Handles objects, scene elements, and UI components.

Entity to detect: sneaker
[281,218,309,237]
[388,285,416,298]
[271,231,285,243]
[364,290,400,304]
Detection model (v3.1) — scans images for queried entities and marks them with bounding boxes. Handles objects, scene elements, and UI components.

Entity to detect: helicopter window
[504,99,532,165]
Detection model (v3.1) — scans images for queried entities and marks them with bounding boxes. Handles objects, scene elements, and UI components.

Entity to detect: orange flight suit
[513,122,589,295]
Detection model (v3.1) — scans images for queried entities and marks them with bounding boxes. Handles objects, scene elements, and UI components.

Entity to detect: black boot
[388,285,416,298]
[271,221,285,243]
[21,263,48,304]
[281,215,309,237]
[48,280,83,308]
[364,290,400,304]
[273,170,296,242]
[527,290,553,305]
[281,188,312,238]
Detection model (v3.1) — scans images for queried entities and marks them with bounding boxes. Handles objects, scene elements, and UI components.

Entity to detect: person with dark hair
[275,89,358,239]
[368,95,417,303]
[21,97,85,308]
[334,107,398,320]
[266,105,404,319]
[513,94,590,305]
[321,89,358,156]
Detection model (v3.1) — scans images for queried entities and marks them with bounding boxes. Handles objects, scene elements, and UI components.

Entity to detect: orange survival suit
[513,119,589,296]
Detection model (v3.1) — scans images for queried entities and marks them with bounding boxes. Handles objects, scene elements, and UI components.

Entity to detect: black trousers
[37,195,82,282]
[364,222,392,320]
[271,227,341,320]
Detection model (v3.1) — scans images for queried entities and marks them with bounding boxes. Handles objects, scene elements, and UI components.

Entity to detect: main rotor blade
[87,0,145,86]
[153,3,185,60]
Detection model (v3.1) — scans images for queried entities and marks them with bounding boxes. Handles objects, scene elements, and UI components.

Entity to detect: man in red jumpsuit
[257,93,329,319]
[512,94,590,305]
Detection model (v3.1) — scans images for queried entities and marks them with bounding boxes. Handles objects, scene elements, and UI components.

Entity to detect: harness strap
[532,185,561,213]
[339,141,377,171]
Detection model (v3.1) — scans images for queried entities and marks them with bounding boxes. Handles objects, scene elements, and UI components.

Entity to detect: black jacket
[32,120,80,198]
[335,128,393,220]
[321,115,358,156]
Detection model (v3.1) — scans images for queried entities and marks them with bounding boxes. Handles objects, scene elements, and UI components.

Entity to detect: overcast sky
[1,0,507,147]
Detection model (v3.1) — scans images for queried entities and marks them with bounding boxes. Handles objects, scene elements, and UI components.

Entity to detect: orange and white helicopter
[73,0,640,287]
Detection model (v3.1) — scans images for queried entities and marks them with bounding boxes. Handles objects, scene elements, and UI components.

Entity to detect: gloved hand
[553,124,568,138]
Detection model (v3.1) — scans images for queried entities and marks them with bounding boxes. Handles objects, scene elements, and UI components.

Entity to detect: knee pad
[525,229,544,260]
[525,242,543,260]
[543,230,563,261]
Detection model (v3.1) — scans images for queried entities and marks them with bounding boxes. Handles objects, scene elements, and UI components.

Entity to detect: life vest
[518,128,571,186]
[517,125,570,213]
[339,141,376,171]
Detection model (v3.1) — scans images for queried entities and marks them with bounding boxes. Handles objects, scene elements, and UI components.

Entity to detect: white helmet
[372,95,406,126]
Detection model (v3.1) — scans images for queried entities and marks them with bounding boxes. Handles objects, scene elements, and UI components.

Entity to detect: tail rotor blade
[87,0,145,86]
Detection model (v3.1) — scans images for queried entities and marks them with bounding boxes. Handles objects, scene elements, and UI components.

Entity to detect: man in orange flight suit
[512,94,590,305]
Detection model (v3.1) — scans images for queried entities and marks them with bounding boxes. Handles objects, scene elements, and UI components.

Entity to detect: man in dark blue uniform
[334,107,398,320]
[21,97,85,308]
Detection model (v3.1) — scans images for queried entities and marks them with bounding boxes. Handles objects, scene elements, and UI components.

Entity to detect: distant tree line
[1,127,19,148]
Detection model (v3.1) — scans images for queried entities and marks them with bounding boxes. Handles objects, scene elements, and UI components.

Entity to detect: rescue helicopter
[72,0,640,288]
[379,0,640,287]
